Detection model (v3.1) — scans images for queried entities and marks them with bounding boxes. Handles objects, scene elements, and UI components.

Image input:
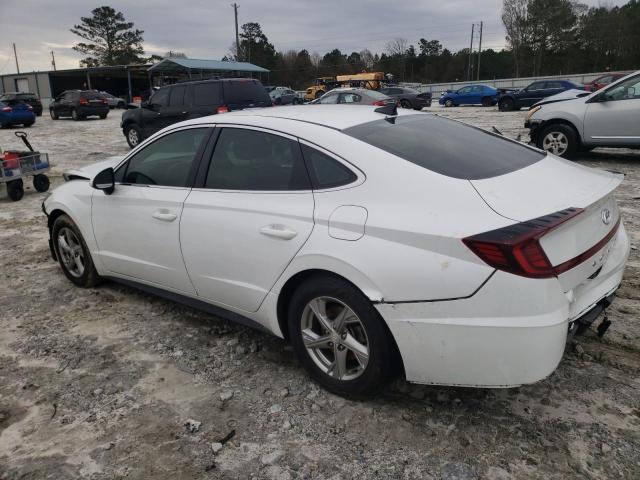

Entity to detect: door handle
[259,224,298,240]
[152,209,177,222]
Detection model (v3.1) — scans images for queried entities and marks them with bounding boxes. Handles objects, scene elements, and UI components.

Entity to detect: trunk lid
[470,155,623,290]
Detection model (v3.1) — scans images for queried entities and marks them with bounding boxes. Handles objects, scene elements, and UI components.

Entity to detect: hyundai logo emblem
[601,208,612,225]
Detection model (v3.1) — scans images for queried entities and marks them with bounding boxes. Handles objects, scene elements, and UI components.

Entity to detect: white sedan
[43,105,630,397]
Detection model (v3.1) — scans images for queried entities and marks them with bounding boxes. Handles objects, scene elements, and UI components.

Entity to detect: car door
[92,126,212,293]
[180,126,315,312]
[57,92,73,115]
[520,81,546,106]
[159,85,189,127]
[455,86,471,104]
[583,74,640,146]
[140,87,170,136]
[318,92,339,104]
[544,81,565,98]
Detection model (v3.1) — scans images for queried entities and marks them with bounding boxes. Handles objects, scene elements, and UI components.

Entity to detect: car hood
[63,156,124,181]
[532,88,591,107]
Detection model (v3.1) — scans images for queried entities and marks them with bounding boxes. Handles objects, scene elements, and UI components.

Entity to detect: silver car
[526,71,640,158]
[312,88,396,106]
[99,91,126,109]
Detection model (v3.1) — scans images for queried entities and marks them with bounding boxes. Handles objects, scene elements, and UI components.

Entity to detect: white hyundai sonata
[43,105,629,396]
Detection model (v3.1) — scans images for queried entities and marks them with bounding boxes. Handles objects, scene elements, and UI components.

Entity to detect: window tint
[318,93,338,104]
[193,83,222,106]
[301,145,357,189]
[545,81,563,89]
[120,128,208,187]
[343,115,544,180]
[205,128,310,190]
[458,87,471,94]
[224,80,271,105]
[149,88,169,107]
[169,86,186,106]
[339,93,361,103]
[528,82,545,90]
[81,91,103,100]
[604,75,640,101]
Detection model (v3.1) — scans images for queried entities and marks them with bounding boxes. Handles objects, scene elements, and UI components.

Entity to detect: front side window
[344,115,544,180]
[205,128,310,191]
[300,144,357,189]
[528,82,545,91]
[149,88,169,107]
[318,93,338,104]
[339,93,361,104]
[603,75,640,101]
[458,87,471,94]
[118,128,208,187]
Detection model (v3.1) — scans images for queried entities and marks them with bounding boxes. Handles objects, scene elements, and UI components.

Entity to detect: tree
[239,22,276,68]
[502,0,530,77]
[164,51,188,58]
[71,6,146,67]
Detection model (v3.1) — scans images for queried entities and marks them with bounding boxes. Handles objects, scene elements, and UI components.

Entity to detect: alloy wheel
[57,227,85,278]
[542,131,569,156]
[300,296,369,381]
[128,128,139,146]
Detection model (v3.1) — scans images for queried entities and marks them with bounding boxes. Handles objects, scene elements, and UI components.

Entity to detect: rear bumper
[376,223,629,388]
[78,106,109,116]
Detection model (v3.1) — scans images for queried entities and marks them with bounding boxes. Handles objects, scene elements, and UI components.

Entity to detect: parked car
[526,71,640,158]
[49,90,109,121]
[43,105,629,397]
[0,100,35,127]
[311,88,396,106]
[439,84,498,107]
[379,86,431,109]
[270,88,300,105]
[498,80,579,111]
[99,91,126,109]
[0,92,43,116]
[583,72,631,92]
[121,78,272,148]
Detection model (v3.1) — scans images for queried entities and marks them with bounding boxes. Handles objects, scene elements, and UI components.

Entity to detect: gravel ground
[1,107,639,480]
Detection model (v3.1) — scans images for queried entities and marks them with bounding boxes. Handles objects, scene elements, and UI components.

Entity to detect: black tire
[71,109,80,121]
[51,214,101,288]
[481,96,493,107]
[536,123,579,159]
[444,98,454,107]
[288,275,398,398]
[124,124,143,149]
[33,174,50,192]
[498,98,515,111]
[7,180,24,201]
[400,99,412,109]
[24,121,34,127]
[99,113,108,119]
[50,109,58,120]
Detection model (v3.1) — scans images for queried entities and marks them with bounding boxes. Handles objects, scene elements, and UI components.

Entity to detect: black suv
[121,78,272,148]
[49,90,109,121]
[0,92,43,116]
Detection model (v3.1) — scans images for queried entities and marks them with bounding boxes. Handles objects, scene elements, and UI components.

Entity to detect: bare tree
[310,51,321,68]
[502,0,529,77]
[385,38,408,57]
[359,49,375,69]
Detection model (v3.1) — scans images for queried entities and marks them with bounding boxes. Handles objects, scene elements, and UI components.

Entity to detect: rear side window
[223,80,271,105]
[301,145,357,189]
[343,115,544,180]
[169,86,186,106]
[81,91,103,100]
[193,83,222,106]
[205,128,310,191]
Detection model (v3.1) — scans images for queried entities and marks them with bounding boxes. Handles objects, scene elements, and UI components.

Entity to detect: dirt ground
[1,106,639,480]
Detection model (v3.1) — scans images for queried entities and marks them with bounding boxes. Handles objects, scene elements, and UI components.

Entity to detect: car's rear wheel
[481,96,493,107]
[444,99,454,107]
[400,99,412,109]
[52,215,101,287]
[125,124,143,149]
[498,98,515,111]
[50,109,58,120]
[288,275,398,398]
[538,123,578,159]
[99,113,107,119]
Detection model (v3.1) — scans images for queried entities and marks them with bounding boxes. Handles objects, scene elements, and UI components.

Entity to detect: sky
[0,0,627,75]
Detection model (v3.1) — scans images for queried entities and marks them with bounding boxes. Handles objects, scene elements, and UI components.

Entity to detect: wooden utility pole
[13,43,20,73]
[231,3,240,61]
[467,24,474,81]
[476,21,483,81]
[51,51,57,71]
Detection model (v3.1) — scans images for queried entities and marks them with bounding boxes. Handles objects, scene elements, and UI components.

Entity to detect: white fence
[400,71,622,95]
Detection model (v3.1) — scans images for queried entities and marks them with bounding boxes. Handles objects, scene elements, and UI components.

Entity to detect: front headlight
[526,105,541,120]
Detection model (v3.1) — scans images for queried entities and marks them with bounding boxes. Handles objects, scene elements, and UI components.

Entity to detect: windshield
[343,115,544,180]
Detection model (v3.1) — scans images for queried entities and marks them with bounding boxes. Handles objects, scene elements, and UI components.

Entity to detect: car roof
[184,104,423,131]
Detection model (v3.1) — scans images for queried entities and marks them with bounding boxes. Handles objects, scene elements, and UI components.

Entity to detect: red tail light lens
[27,105,33,110]
[79,98,89,105]
[372,100,387,106]
[463,208,588,278]
[1,106,12,112]
[217,105,229,114]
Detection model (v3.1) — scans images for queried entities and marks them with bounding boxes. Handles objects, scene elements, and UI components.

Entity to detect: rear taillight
[1,106,12,112]
[102,99,107,104]
[217,105,229,114]
[463,208,591,278]
[27,105,33,110]
[372,100,387,106]
[79,98,89,105]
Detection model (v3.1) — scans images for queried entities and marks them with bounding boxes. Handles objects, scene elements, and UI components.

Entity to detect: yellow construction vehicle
[303,72,386,101]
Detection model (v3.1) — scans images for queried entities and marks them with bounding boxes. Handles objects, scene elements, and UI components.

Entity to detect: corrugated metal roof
[149,58,269,73]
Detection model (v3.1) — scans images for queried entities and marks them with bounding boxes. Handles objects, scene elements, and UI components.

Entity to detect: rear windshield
[224,80,271,105]
[81,91,104,100]
[343,114,544,180]
[16,93,37,100]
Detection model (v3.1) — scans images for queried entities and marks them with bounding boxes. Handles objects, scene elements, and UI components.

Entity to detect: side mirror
[92,167,115,195]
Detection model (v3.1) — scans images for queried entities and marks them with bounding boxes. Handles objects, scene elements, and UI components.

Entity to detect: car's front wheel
[400,99,412,109]
[288,275,398,397]
[537,123,578,159]
[124,124,143,149]
[50,109,58,120]
[444,99,454,107]
[52,214,101,287]
[498,98,515,111]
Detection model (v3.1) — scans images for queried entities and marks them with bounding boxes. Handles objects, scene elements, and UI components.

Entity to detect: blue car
[0,100,35,128]
[439,84,499,107]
